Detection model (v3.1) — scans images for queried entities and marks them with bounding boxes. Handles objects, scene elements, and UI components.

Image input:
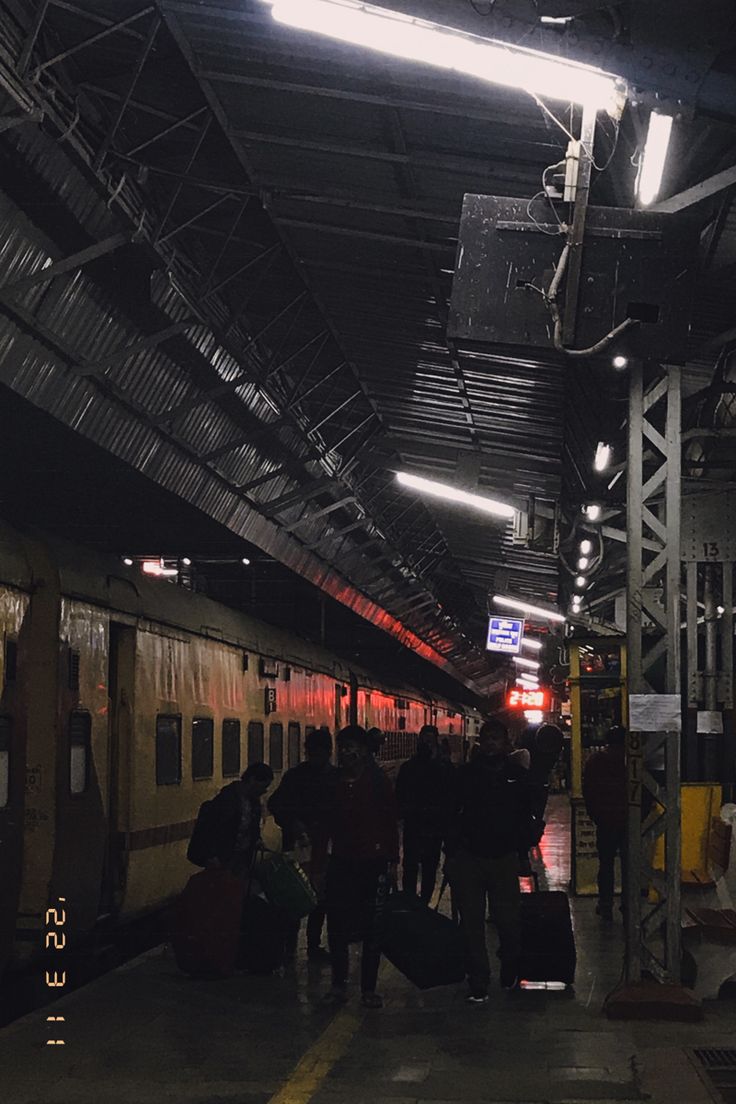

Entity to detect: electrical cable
[532,94,621,173]
[526,191,565,236]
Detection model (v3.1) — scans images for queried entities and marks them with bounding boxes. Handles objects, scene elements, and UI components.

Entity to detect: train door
[99,622,136,918]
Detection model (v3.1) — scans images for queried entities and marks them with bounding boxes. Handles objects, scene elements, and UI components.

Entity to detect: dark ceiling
[0,0,735,694]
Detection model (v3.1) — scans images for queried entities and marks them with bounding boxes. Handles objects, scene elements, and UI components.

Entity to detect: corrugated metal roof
[1,0,733,686]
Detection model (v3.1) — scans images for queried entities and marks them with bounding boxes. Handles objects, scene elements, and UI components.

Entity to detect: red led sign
[507,689,549,710]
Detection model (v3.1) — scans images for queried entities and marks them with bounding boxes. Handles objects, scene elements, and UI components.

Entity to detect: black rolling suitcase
[379,892,466,989]
[518,888,576,985]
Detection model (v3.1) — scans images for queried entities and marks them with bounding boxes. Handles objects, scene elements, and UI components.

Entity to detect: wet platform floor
[1,796,734,1104]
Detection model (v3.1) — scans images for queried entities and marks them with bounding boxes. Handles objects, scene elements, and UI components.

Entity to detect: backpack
[187,797,219,867]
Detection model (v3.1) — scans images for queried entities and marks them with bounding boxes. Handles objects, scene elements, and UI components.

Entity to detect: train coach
[0,521,481,979]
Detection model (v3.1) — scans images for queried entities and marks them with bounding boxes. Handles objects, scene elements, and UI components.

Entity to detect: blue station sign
[486,616,524,655]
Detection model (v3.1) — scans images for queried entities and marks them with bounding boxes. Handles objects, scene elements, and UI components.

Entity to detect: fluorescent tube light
[522,638,543,652]
[493,594,565,623]
[580,539,593,555]
[594,442,611,472]
[142,560,178,578]
[637,112,673,207]
[397,471,515,520]
[513,655,540,670]
[265,0,618,109]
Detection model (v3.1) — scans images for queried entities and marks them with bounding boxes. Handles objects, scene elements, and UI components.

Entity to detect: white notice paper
[628,693,681,732]
[697,710,724,735]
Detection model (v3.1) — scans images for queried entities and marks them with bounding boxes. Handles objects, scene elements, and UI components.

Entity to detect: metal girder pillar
[625,361,682,985]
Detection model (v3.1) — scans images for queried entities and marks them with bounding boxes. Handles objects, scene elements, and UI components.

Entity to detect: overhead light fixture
[142,560,178,578]
[580,539,593,555]
[612,355,628,369]
[522,638,543,652]
[122,557,133,567]
[575,575,587,589]
[594,442,611,472]
[578,557,590,570]
[583,504,602,521]
[540,15,573,25]
[264,0,619,109]
[493,594,565,623]
[242,557,251,566]
[182,557,192,567]
[397,471,515,520]
[637,111,674,207]
[513,655,540,670]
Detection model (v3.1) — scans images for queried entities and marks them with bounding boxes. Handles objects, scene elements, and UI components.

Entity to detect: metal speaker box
[447,196,700,363]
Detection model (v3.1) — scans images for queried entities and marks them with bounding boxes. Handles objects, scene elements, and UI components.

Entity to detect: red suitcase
[171,869,245,978]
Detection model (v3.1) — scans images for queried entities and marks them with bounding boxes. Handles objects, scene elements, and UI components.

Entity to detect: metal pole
[562,102,596,346]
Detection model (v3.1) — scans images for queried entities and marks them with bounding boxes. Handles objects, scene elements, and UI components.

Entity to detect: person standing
[396,724,453,904]
[582,724,627,922]
[200,762,274,875]
[323,725,399,1009]
[445,719,534,1001]
[267,727,338,962]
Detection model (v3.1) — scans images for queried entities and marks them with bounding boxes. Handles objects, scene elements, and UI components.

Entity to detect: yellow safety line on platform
[266,1009,363,1104]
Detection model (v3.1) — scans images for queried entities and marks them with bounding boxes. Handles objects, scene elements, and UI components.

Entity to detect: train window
[222,719,241,778]
[192,717,214,780]
[0,715,10,807]
[69,711,91,794]
[287,722,301,767]
[269,722,284,771]
[247,721,264,764]
[156,714,182,786]
[5,640,17,684]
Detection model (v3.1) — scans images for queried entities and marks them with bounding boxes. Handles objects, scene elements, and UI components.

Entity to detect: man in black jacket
[445,719,533,1001]
[396,724,453,903]
[204,762,274,875]
[268,727,338,961]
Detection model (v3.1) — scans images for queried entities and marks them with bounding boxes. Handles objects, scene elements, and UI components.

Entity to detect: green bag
[258,852,317,919]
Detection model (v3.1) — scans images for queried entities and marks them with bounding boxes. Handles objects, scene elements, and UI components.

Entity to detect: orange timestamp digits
[44,898,67,1046]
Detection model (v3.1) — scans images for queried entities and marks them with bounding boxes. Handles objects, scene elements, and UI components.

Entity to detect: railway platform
[1,798,734,1104]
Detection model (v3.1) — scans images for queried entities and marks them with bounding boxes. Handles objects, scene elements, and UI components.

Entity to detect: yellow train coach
[0,521,480,979]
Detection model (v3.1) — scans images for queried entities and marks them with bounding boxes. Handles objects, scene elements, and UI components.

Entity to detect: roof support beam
[126,105,207,157]
[651,164,736,213]
[0,232,132,296]
[81,320,199,377]
[93,13,160,172]
[31,6,154,77]
[283,496,356,533]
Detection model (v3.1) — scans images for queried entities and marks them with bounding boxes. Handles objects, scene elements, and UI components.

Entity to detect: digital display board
[486,616,524,655]
[507,688,549,710]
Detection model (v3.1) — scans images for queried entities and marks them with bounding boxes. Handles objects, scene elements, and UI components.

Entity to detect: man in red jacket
[582,725,627,922]
[323,725,399,1009]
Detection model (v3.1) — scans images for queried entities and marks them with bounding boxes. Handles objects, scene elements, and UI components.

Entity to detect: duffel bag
[379,892,466,990]
[256,852,317,919]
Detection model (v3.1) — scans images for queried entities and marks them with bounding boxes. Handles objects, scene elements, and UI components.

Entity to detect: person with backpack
[444,719,535,1001]
[322,725,399,1009]
[582,724,628,922]
[267,727,338,962]
[396,724,453,904]
[188,762,274,876]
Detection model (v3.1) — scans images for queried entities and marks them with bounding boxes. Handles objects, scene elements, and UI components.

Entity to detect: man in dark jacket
[582,724,627,922]
[445,719,533,1001]
[323,725,399,1009]
[204,762,274,875]
[396,724,453,903]
[268,727,338,961]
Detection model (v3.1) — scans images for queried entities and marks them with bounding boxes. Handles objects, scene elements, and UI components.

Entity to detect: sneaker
[499,962,520,990]
[361,991,384,1009]
[465,991,489,1004]
[307,946,331,963]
